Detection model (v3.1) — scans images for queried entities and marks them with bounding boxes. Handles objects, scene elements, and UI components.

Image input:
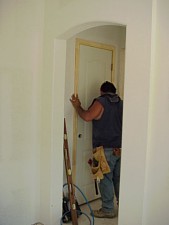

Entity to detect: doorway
[66,26,125,203]
[72,38,115,204]
[50,8,152,224]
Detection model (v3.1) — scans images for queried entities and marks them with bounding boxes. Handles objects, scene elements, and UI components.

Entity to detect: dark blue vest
[92,94,123,148]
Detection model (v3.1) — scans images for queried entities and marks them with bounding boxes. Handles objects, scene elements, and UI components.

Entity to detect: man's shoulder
[95,95,106,103]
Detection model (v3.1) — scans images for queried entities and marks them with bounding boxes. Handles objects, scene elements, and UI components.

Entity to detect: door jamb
[72,38,116,182]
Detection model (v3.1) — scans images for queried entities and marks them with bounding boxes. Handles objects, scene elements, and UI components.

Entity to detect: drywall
[1,0,169,225]
[0,0,44,224]
[143,0,169,224]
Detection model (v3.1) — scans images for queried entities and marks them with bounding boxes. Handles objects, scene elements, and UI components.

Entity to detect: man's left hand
[113,148,121,156]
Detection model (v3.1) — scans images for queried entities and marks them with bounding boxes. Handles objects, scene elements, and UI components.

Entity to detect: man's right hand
[70,94,81,109]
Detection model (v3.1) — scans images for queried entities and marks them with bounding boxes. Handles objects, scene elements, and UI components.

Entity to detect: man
[70,81,123,218]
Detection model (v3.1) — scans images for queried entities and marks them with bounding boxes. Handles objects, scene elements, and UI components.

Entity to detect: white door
[74,42,114,204]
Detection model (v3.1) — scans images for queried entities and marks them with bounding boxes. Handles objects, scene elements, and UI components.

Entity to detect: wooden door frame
[72,38,116,181]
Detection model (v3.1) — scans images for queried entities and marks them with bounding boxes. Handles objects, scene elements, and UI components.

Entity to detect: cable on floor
[60,183,95,225]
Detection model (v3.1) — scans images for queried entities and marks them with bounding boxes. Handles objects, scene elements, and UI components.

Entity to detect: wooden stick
[63,118,78,225]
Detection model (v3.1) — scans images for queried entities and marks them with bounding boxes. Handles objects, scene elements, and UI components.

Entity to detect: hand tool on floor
[63,118,78,225]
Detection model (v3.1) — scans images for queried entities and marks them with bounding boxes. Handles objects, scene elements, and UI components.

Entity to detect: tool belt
[91,146,110,181]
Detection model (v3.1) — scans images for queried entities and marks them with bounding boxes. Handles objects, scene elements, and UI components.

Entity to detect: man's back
[92,93,123,148]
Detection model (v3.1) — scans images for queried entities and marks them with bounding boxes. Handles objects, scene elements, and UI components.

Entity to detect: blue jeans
[98,148,121,212]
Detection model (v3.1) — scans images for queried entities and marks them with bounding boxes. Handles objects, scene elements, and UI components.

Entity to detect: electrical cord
[73,184,94,225]
[60,183,95,225]
[60,210,91,225]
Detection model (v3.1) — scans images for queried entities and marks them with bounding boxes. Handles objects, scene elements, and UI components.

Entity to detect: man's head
[100,81,116,94]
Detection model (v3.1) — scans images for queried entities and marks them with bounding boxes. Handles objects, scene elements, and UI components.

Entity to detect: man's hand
[113,148,121,156]
[70,94,81,109]
[70,93,104,122]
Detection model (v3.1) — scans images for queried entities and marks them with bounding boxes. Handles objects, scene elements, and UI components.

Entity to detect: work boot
[92,208,116,218]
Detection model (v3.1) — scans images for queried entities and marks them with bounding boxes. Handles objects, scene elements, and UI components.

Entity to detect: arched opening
[52,22,126,225]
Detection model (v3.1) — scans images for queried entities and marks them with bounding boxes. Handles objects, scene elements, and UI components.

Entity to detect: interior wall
[2,1,169,225]
[143,0,169,224]
[0,0,44,225]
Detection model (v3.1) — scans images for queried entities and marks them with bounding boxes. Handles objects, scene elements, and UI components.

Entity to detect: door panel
[74,42,114,204]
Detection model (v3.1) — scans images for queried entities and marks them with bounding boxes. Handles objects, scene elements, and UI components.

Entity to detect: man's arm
[70,94,104,121]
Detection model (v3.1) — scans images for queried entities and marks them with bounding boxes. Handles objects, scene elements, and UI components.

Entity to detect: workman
[70,81,123,218]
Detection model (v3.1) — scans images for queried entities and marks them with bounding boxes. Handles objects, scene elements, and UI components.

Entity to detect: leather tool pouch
[91,146,110,180]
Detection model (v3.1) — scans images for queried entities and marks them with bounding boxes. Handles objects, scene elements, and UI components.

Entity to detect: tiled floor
[77,198,118,225]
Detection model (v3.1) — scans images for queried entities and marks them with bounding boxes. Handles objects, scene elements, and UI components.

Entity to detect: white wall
[143,0,169,224]
[1,0,169,225]
[0,0,44,224]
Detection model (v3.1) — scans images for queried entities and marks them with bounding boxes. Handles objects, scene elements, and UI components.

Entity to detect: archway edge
[47,0,132,39]
[57,21,126,40]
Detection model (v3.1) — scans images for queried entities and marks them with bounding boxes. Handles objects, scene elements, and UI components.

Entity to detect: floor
[76,198,118,225]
